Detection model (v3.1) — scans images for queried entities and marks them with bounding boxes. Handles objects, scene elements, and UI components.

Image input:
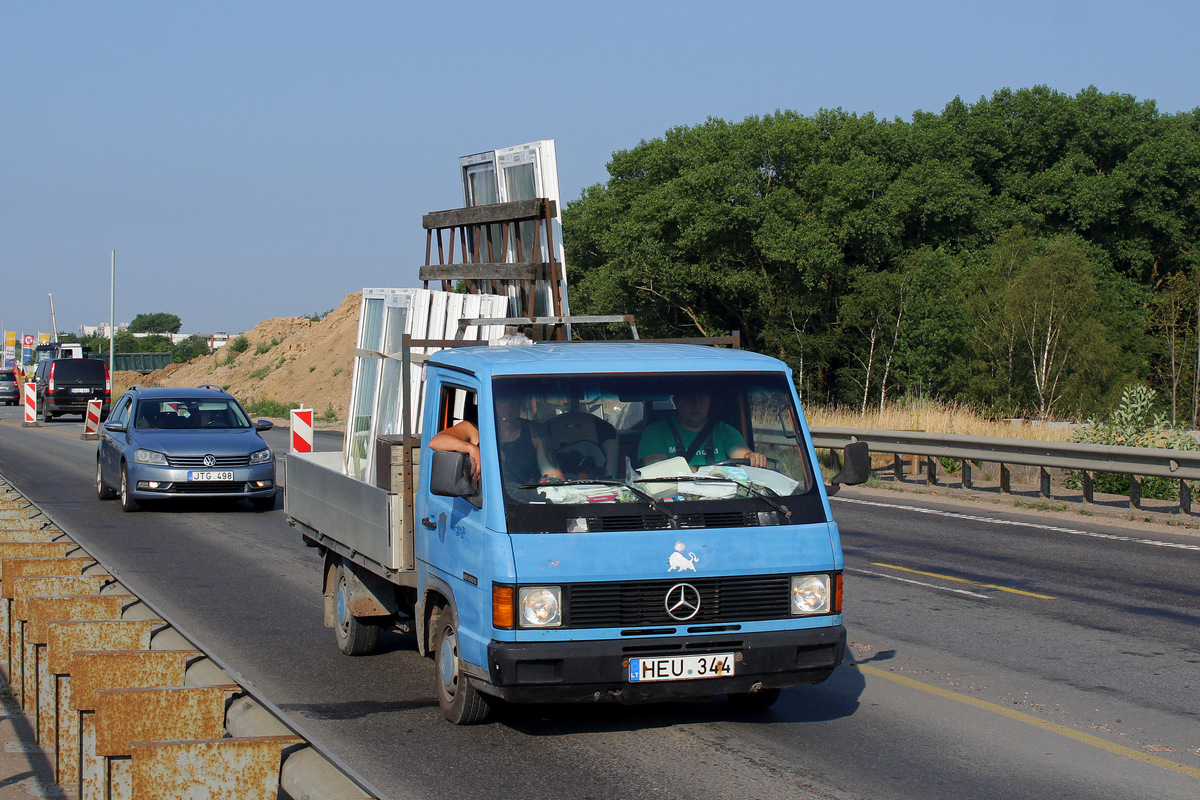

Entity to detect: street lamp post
[109,250,115,376]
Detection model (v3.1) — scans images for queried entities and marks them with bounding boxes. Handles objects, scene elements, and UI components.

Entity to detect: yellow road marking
[856,663,1200,781]
[871,562,1055,599]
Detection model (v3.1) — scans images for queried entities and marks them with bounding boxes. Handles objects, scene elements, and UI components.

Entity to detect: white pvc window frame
[459,140,570,317]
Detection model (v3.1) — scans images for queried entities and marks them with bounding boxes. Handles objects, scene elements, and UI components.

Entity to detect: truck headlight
[249,447,273,465]
[518,586,562,627]
[791,574,831,615]
[133,449,168,466]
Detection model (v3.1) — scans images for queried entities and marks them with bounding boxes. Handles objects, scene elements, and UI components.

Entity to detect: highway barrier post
[82,399,102,440]
[291,406,314,454]
[22,383,37,427]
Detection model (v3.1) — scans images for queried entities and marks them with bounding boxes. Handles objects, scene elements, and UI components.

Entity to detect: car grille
[168,482,248,494]
[587,510,758,532]
[566,574,793,628]
[167,454,253,468]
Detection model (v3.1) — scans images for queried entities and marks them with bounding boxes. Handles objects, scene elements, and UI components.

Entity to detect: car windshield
[134,398,250,430]
[0,372,14,381]
[491,371,815,508]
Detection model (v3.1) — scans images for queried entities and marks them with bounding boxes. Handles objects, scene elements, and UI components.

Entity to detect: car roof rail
[197,384,226,393]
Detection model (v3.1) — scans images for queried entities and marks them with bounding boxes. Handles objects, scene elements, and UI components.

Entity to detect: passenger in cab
[638,390,767,470]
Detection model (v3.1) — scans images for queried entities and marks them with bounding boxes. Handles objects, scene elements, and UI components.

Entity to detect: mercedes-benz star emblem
[664,583,701,621]
[203,455,216,467]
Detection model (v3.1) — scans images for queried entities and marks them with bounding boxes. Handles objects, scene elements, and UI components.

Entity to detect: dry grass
[805,399,1074,442]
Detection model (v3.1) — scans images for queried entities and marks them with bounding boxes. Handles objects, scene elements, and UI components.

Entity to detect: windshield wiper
[518,478,680,524]
[634,475,792,519]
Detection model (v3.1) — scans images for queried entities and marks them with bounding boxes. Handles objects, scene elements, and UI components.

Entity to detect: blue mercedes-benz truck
[286,339,868,724]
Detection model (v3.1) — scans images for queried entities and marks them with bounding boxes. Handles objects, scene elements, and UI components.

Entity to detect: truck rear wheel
[434,608,492,725]
[333,565,381,655]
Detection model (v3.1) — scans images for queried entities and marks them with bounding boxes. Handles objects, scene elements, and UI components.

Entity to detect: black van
[33,358,110,422]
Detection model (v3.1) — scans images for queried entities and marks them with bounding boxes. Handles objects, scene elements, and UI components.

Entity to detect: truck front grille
[566,574,793,628]
[587,510,758,532]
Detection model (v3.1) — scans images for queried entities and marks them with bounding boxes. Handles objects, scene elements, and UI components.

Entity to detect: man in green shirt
[638,391,767,469]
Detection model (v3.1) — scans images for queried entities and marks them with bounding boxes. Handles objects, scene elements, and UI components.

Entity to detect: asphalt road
[1,406,1198,800]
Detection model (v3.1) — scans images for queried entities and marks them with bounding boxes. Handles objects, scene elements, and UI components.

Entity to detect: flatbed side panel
[285,452,395,569]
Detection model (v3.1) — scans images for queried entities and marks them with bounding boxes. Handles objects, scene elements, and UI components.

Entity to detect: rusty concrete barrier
[0,476,381,800]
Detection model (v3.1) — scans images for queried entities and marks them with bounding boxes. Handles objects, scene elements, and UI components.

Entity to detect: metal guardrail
[810,426,1200,512]
[0,479,383,800]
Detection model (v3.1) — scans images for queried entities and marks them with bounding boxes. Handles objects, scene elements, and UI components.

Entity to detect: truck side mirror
[827,441,870,495]
[430,450,478,498]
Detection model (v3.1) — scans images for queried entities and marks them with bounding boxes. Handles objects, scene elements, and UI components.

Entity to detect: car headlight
[791,574,831,615]
[518,586,562,628]
[249,447,273,465]
[133,449,168,466]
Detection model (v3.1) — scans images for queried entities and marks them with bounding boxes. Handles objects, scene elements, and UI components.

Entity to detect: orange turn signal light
[492,584,515,629]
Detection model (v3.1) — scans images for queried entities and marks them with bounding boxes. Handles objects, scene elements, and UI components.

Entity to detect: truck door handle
[421,516,437,530]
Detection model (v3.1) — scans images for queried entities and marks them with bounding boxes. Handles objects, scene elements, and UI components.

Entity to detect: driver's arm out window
[434,385,482,507]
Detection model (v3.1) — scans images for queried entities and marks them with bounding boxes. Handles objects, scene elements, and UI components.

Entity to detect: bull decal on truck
[668,541,698,572]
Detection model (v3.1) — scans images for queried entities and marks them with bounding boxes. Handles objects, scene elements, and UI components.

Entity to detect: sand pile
[118,291,362,427]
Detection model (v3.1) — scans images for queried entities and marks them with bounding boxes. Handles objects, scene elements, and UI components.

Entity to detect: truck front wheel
[333,565,381,655]
[434,609,492,725]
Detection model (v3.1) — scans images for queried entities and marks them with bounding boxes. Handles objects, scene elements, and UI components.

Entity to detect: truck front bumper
[482,625,846,704]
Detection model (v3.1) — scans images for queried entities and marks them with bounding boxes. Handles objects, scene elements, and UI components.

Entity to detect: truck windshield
[492,371,816,512]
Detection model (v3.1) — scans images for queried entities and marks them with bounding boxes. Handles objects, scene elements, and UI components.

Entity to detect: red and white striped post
[290,407,313,454]
[81,399,103,439]
[23,382,37,426]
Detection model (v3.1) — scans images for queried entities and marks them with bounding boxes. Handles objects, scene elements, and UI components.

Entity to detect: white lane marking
[832,496,1200,552]
[848,567,992,599]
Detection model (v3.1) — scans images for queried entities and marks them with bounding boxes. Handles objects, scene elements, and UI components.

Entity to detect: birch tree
[1008,235,1107,419]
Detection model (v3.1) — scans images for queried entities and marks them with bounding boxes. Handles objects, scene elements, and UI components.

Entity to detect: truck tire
[119,464,140,512]
[333,565,381,655]
[434,607,492,725]
[96,459,116,501]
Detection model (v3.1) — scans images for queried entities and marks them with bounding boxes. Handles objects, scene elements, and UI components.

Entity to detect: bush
[243,398,295,418]
[173,335,211,364]
[228,336,249,354]
[1064,385,1197,500]
[254,337,281,355]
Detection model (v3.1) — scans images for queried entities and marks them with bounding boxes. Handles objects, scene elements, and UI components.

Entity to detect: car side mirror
[827,441,871,496]
[103,421,126,433]
[430,450,478,498]
[255,420,274,431]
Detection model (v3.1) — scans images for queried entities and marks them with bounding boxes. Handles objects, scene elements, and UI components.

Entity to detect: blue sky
[3,1,1198,340]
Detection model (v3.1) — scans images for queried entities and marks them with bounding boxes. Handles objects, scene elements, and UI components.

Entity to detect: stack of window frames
[344,288,507,483]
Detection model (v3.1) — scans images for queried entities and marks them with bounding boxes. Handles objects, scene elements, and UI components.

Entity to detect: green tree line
[563,86,1200,421]
[61,312,211,365]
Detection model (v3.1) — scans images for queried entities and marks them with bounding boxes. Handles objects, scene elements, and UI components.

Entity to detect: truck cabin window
[491,373,815,509]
